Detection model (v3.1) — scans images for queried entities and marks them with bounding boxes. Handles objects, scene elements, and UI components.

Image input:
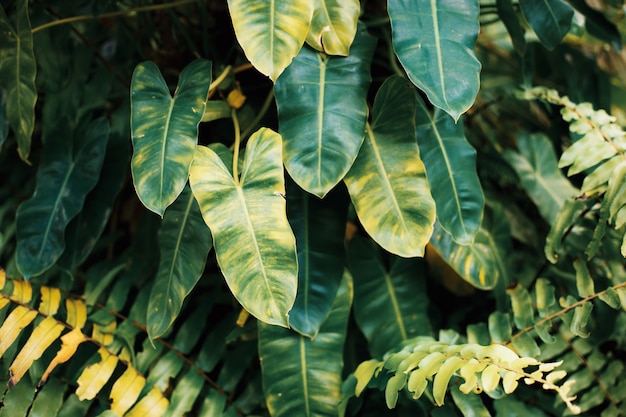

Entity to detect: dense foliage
[1,0,626,416]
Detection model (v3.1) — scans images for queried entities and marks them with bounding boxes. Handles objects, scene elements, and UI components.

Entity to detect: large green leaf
[227,0,312,81]
[344,76,436,258]
[275,26,375,197]
[415,95,484,245]
[496,0,526,56]
[259,272,352,417]
[519,0,574,50]
[189,128,297,327]
[388,0,481,121]
[503,132,578,224]
[147,185,213,339]
[287,180,348,338]
[131,59,212,216]
[347,235,431,357]
[16,118,110,278]
[0,2,37,162]
[306,0,360,56]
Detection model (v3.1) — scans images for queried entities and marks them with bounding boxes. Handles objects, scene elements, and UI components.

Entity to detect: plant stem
[232,109,241,185]
[241,88,275,140]
[32,0,198,34]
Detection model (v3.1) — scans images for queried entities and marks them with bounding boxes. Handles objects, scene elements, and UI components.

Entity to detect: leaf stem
[232,109,241,185]
[32,0,198,34]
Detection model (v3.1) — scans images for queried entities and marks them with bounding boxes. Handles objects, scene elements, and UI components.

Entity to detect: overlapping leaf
[388,0,481,120]
[306,0,360,56]
[147,185,213,339]
[519,0,574,50]
[496,0,526,55]
[259,273,352,417]
[286,181,347,338]
[276,26,375,197]
[0,2,37,161]
[227,0,312,81]
[344,76,436,257]
[347,236,431,357]
[131,59,212,216]
[189,128,297,327]
[503,132,578,224]
[16,118,110,278]
[415,95,484,245]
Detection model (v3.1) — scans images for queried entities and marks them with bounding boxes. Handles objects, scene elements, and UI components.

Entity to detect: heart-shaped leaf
[344,76,436,257]
[306,0,360,56]
[131,59,212,216]
[276,26,375,197]
[189,128,297,327]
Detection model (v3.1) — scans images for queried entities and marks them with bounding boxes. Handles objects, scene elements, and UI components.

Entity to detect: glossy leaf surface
[348,235,431,357]
[287,181,347,338]
[276,27,375,197]
[415,96,484,245]
[131,59,212,216]
[0,2,37,161]
[344,76,436,257]
[519,0,574,50]
[76,348,118,400]
[306,0,360,55]
[16,118,110,278]
[227,0,312,81]
[110,367,146,416]
[190,128,297,327]
[259,273,352,417]
[147,185,213,339]
[388,0,481,120]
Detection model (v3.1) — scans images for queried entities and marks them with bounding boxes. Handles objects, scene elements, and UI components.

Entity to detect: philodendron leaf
[16,118,110,278]
[190,128,297,327]
[227,0,312,81]
[347,235,431,357]
[0,2,37,162]
[496,0,526,56]
[131,59,212,216]
[503,132,578,224]
[344,76,436,257]
[306,0,360,56]
[287,180,348,338]
[519,0,574,50]
[415,95,484,246]
[147,185,213,339]
[276,25,375,198]
[388,0,481,121]
[259,272,352,417]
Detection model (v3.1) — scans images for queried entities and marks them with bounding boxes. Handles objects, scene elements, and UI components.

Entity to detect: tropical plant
[0,0,625,416]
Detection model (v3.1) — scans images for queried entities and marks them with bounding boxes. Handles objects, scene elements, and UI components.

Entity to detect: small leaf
[433,356,464,406]
[507,283,535,329]
[544,199,586,263]
[570,302,593,337]
[496,0,526,55]
[109,367,146,415]
[0,2,37,161]
[131,59,212,216]
[40,328,88,385]
[65,298,88,329]
[451,384,491,417]
[126,386,169,417]
[76,348,119,400]
[388,0,481,120]
[573,258,595,298]
[354,360,383,397]
[38,286,61,316]
[519,0,574,50]
[481,364,501,392]
[306,0,360,55]
[344,76,436,257]
[0,306,38,356]
[227,0,313,81]
[202,100,232,123]
[190,128,297,327]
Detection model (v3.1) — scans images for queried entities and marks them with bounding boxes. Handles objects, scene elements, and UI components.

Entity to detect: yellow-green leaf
[40,328,88,384]
[190,128,297,327]
[0,305,38,356]
[126,386,169,417]
[76,347,119,400]
[433,356,465,406]
[38,286,61,315]
[65,298,87,329]
[306,0,359,55]
[227,0,313,81]
[110,366,147,416]
[9,316,64,386]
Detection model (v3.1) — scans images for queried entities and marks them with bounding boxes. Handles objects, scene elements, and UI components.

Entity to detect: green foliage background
[1,0,626,416]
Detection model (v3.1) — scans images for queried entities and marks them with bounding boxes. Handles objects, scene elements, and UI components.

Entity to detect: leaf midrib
[160,99,176,207]
[384,272,407,340]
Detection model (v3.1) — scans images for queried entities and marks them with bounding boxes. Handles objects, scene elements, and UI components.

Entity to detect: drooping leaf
[287,180,348,338]
[519,0,574,50]
[15,118,110,278]
[388,0,481,120]
[276,26,375,197]
[130,59,212,216]
[0,306,38,356]
[306,0,360,56]
[503,132,578,224]
[125,386,169,417]
[344,76,436,257]
[40,328,88,385]
[347,235,431,357]
[147,185,213,339]
[76,347,119,401]
[415,95,484,245]
[164,369,204,417]
[227,0,313,81]
[259,273,353,417]
[0,2,37,161]
[190,128,297,327]
[109,367,146,415]
[496,0,526,56]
